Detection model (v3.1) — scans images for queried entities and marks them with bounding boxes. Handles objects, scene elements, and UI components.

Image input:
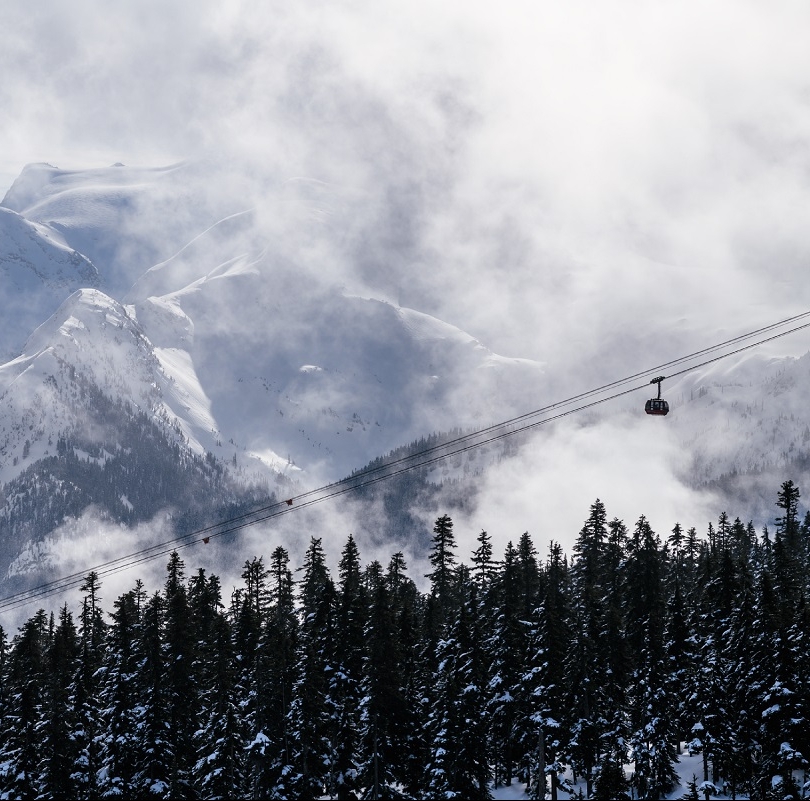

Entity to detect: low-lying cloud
[3,0,810,593]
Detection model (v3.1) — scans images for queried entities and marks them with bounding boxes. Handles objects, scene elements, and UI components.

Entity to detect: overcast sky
[4,0,810,361]
[4,0,810,574]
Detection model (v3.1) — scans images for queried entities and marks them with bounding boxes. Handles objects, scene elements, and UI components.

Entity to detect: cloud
[5,0,810,356]
[4,0,810,581]
[1,507,176,631]
[0,485,427,631]
[450,414,722,561]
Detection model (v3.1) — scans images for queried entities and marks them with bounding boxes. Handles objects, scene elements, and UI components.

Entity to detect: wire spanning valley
[2,310,810,613]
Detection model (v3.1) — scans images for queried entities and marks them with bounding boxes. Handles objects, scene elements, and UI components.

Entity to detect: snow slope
[4,158,810,570]
[0,206,98,361]
[1,162,225,297]
[0,284,292,492]
[0,161,551,571]
[129,245,546,481]
[0,289,165,486]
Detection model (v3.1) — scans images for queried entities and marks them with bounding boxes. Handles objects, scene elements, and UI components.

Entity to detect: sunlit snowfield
[491,751,766,799]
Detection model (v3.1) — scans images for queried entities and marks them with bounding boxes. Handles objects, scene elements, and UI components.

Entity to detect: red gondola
[645,376,669,416]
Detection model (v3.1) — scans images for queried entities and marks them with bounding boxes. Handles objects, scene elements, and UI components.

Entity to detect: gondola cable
[2,312,810,613]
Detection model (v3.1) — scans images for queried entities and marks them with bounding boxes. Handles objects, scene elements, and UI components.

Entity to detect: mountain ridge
[3,161,810,588]
[0,162,545,583]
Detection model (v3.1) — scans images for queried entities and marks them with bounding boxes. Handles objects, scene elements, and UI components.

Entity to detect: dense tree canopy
[0,482,809,799]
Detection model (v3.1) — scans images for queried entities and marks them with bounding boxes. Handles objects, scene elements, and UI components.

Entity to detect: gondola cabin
[645,375,669,416]
[645,398,669,415]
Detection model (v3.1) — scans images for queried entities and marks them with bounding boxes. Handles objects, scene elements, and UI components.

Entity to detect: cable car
[645,376,669,416]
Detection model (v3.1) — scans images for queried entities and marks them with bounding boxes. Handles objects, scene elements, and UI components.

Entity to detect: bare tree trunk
[537,722,546,800]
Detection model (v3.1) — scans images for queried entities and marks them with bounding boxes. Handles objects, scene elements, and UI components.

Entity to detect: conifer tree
[601,517,631,729]
[248,546,298,798]
[357,559,408,799]
[327,534,366,799]
[424,574,491,799]
[688,516,737,787]
[592,755,630,800]
[746,486,810,796]
[508,533,544,786]
[38,605,80,800]
[0,626,8,788]
[188,569,223,709]
[97,586,143,798]
[385,552,427,797]
[486,541,524,789]
[162,552,197,798]
[0,610,49,800]
[754,613,807,795]
[131,592,173,798]
[664,523,695,752]
[234,556,270,712]
[723,522,758,796]
[193,605,245,800]
[426,514,457,628]
[471,529,497,591]
[746,543,781,798]
[234,555,271,795]
[565,500,609,797]
[522,540,570,801]
[772,481,803,628]
[71,572,107,800]
[516,531,542,621]
[287,537,336,799]
[470,531,498,666]
[625,516,679,800]
[776,480,801,543]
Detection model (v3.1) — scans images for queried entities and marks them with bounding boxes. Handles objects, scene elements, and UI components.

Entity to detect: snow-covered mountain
[1,162,233,297]
[0,162,548,581]
[130,241,544,480]
[0,206,98,361]
[3,160,810,587]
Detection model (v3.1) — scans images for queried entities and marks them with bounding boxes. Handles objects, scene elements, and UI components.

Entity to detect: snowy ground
[488,749,752,799]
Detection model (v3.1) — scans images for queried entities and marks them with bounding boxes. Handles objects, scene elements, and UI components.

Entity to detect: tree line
[1,481,809,799]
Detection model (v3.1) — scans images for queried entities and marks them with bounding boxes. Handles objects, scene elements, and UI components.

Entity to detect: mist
[0,487,430,632]
[5,1,810,365]
[3,0,810,598]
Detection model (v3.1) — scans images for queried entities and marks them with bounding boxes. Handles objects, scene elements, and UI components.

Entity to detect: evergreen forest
[1,481,810,800]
